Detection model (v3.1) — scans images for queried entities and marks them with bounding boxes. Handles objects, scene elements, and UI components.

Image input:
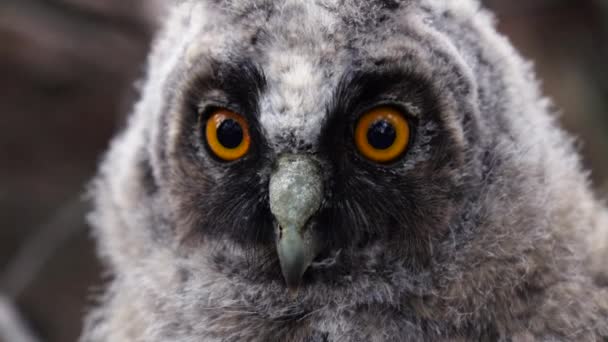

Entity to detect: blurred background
[0,0,607,341]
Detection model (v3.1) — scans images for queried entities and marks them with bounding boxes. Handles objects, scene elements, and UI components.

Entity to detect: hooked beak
[269,154,323,291]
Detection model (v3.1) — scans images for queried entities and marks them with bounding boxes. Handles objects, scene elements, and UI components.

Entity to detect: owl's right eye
[204,109,251,161]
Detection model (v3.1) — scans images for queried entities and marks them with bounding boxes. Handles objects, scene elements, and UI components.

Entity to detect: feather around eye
[354,106,411,163]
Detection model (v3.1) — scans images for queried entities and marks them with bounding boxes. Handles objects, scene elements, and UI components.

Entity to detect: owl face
[152,0,478,305]
[87,1,607,340]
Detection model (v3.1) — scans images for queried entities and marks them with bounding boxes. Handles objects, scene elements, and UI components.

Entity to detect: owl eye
[354,106,411,163]
[205,109,251,161]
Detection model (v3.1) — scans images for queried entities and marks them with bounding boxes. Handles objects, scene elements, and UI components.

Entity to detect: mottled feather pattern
[82,0,608,341]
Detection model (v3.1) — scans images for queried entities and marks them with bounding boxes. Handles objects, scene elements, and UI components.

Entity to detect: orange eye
[205,109,251,161]
[354,106,411,163]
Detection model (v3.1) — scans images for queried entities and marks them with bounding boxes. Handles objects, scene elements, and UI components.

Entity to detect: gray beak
[269,154,323,290]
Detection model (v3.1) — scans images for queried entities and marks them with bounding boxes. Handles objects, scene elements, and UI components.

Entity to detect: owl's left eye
[354,106,411,163]
[204,109,251,161]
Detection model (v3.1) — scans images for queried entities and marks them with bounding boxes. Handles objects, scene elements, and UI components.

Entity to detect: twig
[0,196,89,341]
[0,294,40,342]
[1,197,88,298]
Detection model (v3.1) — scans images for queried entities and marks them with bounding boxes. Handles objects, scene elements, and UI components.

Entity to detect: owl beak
[275,224,320,291]
[269,154,323,290]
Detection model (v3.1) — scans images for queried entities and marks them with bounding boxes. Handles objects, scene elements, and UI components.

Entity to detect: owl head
[88,0,604,339]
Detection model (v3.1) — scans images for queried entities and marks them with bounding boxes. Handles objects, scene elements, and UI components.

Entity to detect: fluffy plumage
[81,0,608,341]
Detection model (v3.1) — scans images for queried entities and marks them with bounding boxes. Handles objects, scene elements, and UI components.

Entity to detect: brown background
[1,1,607,341]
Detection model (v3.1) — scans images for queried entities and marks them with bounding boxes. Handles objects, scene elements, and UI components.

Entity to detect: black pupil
[217,119,244,149]
[367,120,396,150]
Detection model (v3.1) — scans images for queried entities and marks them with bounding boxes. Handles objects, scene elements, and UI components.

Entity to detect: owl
[81,0,608,341]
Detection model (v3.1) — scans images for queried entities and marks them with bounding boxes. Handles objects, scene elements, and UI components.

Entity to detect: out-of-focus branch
[0,0,161,339]
[0,294,39,342]
[0,197,88,341]
[0,198,89,298]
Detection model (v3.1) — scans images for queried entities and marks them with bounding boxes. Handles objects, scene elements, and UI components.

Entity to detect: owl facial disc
[269,154,323,290]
